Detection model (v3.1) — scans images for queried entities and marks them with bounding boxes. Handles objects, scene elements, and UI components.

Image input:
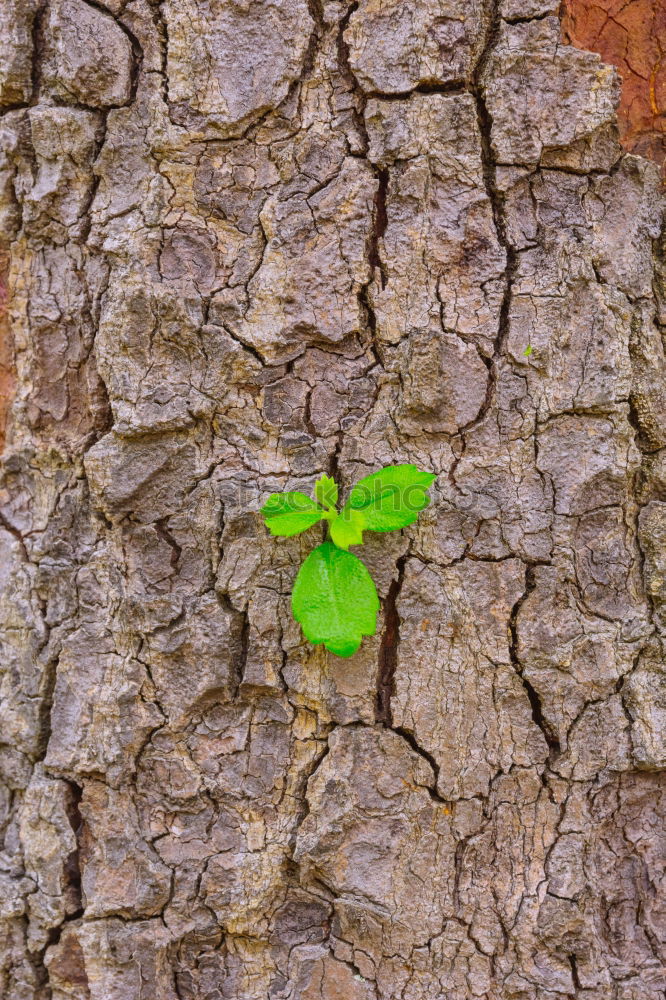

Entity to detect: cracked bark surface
[0,2,665,998]
[562,0,666,180]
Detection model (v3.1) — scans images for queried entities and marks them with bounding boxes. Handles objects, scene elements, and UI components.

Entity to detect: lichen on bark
[0,1,665,998]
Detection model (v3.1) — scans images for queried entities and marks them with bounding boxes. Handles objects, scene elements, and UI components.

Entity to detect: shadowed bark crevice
[375,554,407,726]
[508,564,563,758]
[63,780,85,920]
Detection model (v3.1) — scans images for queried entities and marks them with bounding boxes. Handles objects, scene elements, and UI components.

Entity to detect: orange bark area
[562,0,666,179]
[0,249,14,454]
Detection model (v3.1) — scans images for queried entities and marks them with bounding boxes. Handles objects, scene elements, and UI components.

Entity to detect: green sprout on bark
[261,465,437,658]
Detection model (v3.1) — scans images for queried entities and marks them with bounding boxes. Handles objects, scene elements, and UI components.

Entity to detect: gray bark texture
[0,1,665,997]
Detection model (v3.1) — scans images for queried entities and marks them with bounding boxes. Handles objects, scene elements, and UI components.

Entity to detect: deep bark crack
[448,0,519,479]
[375,553,407,725]
[509,564,563,758]
[336,1,388,366]
[63,779,85,920]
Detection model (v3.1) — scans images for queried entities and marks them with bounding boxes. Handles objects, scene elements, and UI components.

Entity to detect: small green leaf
[292,541,379,657]
[314,473,338,511]
[329,507,365,549]
[344,464,436,533]
[523,344,533,357]
[261,492,326,537]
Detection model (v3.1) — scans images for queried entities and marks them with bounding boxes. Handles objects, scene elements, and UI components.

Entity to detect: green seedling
[261,465,437,657]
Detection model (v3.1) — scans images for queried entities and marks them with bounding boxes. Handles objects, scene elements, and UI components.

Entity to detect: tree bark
[1,2,665,998]
[561,0,666,180]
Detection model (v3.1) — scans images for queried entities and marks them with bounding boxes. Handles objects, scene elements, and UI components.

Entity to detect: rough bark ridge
[1,1,665,998]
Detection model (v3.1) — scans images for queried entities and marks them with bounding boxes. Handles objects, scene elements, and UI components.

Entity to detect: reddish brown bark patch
[562,0,666,179]
[0,249,15,454]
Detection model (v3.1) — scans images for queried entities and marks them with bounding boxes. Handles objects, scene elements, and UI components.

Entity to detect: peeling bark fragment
[482,17,620,169]
[562,0,666,179]
[345,0,487,93]
[164,0,314,136]
[42,0,135,109]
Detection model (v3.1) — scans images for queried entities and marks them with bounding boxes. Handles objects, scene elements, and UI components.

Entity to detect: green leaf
[292,541,379,657]
[314,473,338,511]
[329,507,365,549]
[343,464,437,533]
[523,344,533,357]
[261,492,326,537]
